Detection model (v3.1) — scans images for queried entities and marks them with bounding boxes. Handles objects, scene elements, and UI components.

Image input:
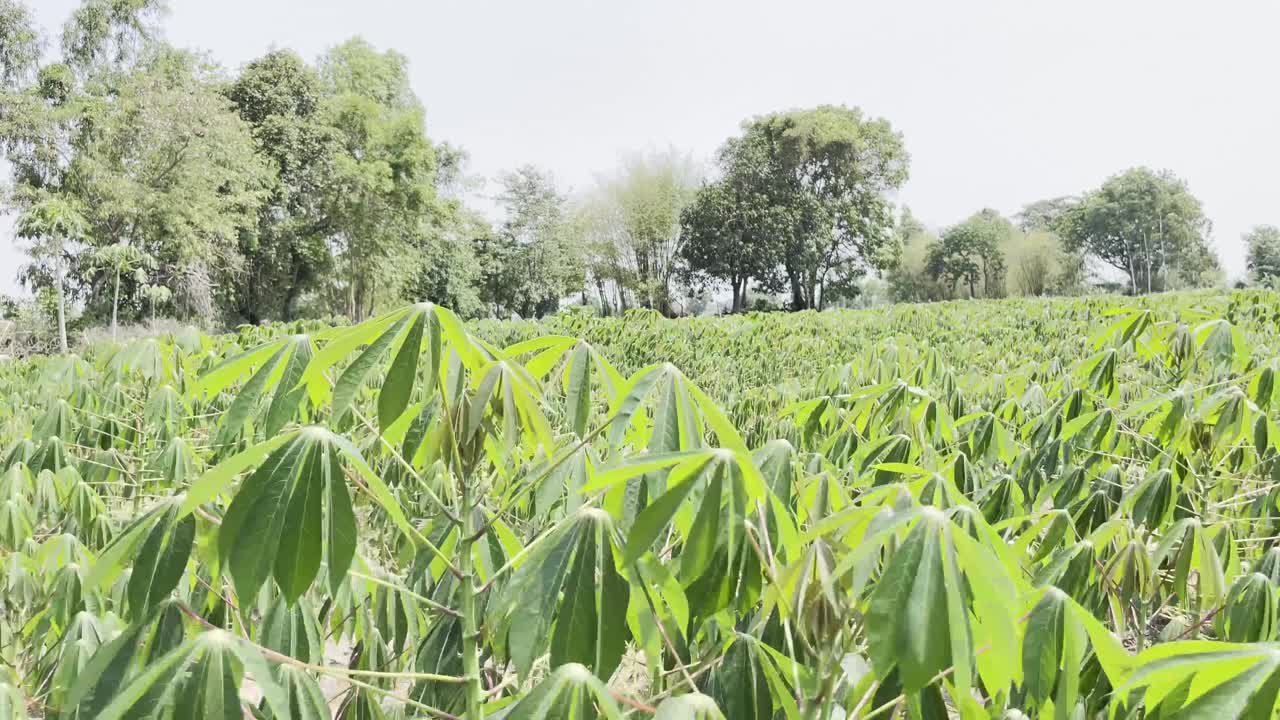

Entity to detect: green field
[3,289,1280,719]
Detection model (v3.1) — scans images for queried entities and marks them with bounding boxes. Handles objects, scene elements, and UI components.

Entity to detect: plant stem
[458,468,485,719]
[112,266,121,341]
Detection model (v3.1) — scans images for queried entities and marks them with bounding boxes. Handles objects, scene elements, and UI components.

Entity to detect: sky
[4,0,1278,294]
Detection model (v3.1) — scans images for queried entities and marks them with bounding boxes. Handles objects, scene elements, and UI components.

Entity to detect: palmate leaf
[466,358,556,455]
[42,611,109,709]
[495,509,630,680]
[260,593,324,663]
[217,426,357,603]
[125,498,195,620]
[1112,642,1280,718]
[506,336,622,438]
[85,497,189,594]
[1216,574,1278,643]
[701,635,773,720]
[866,508,956,694]
[87,630,289,720]
[268,665,331,720]
[865,505,1024,698]
[209,342,292,449]
[497,663,622,720]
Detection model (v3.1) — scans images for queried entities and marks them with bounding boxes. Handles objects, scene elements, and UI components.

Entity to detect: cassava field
[4,289,1280,720]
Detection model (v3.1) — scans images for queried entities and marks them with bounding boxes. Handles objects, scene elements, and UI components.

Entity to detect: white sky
[4,0,1278,294]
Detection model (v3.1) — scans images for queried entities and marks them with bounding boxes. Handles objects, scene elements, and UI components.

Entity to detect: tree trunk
[112,267,121,341]
[595,279,608,315]
[789,271,806,310]
[56,260,68,354]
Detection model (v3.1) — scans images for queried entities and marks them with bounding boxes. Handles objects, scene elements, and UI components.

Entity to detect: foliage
[743,105,909,310]
[581,149,701,316]
[679,130,788,313]
[1245,225,1280,287]
[925,209,1009,299]
[475,166,583,318]
[1,3,466,329]
[13,195,87,353]
[316,39,449,322]
[2,288,1280,719]
[1054,167,1219,294]
[224,49,338,324]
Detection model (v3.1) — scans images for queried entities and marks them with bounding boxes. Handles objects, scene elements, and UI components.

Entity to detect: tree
[224,49,338,323]
[884,208,949,303]
[1245,226,1280,286]
[926,209,1009,298]
[1055,168,1216,294]
[584,149,700,315]
[92,242,154,339]
[1016,196,1076,232]
[318,38,445,321]
[1004,230,1079,297]
[737,105,909,309]
[59,0,166,77]
[475,166,581,318]
[2,1,265,326]
[64,47,269,323]
[679,132,787,313]
[15,195,86,352]
[0,0,40,89]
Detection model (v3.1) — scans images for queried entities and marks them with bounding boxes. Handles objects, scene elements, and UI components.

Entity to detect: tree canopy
[1054,168,1218,294]
[679,105,909,310]
[1245,225,1280,286]
[0,0,1251,342]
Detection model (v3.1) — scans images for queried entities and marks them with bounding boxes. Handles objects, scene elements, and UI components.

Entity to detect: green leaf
[127,502,194,620]
[502,663,623,720]
[218,428,356,603]
[180,430,299,517]
[377,308,427,431]
[549,510,628,679]
[623,455,711,566]
[564,342,592,438]
[264,335,314,436]
[866,509,952,693]
[213,343,290,448]
[332,313,411,425]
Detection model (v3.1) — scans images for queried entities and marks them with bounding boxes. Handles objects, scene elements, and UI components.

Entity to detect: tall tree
[318,37,444,320]
[884,207,950,303]
[1245,225,1280,286]
[1016,196,1076,232]
[679,132,786,312]
[63,48,268,323]
[92,241,153,339]
[586,149,699,315]
[2,1,264,325]
[926,210,1009,299]
[0,0,40,89]
[225,49,338,323]
[1055,168,1216,294]
[59,0,166,77]
[14,195,86,352]
[476,166,581,318]
[739,105,909,309]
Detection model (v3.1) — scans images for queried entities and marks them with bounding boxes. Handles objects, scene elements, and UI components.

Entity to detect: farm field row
[2,290,1280,718]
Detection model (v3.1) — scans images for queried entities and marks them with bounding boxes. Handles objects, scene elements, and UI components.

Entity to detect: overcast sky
[4,0,1278,294]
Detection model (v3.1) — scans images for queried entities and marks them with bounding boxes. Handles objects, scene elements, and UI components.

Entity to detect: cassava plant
[0,290,1279,718]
